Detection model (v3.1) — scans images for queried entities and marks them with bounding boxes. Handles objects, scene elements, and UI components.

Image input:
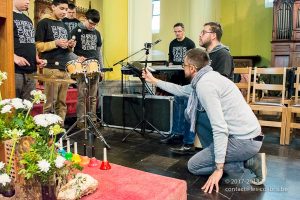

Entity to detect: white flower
[5,129,24,138]
[49,129,54,136]
[30,90,46,104]
[0,161,5,171]
[0,173,11,186]
[23,99,33,109]
[55,156,66,168]
[33,114,62,127]
[37,159,51,173]
[11,98,25,109]
[0,99,11,106]
[1,105,12,114]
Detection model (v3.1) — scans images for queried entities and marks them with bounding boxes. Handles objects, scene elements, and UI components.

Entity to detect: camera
[144,42,152,49]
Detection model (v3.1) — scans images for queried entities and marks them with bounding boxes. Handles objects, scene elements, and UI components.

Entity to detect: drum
[82,59,100,75]
[66,60,84,75]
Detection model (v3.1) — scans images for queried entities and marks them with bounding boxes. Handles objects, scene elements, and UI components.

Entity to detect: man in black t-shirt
[168,23,196,66]
[62,3,80,32]
[71,9,103,127]
[35,0,77,122]
[13,0,45,100]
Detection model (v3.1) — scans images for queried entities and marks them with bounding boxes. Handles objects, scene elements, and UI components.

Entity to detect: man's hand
[201,169,223,193]
[55,39,69,49]
[142,67,159,85]
[77,56,86,63]
[36,56,46,68]
[14,54,30,67]
[68,39,77,48]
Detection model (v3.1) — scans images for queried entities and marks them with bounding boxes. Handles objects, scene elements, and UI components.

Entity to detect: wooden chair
[250,67,287,145]
[234,67,252,103]
[285,67,300,144]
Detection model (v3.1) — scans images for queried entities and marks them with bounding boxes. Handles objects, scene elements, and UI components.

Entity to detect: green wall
[220,0,273,66]
[153,0,191,57]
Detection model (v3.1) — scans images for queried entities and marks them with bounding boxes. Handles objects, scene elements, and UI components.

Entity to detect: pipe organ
[271,0,300,67]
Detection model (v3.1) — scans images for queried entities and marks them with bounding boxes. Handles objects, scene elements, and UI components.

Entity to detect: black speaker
[101,94,174,133]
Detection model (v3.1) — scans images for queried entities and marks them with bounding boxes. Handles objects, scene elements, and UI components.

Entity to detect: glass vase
[41,183,56,200]
[1,182,16,198]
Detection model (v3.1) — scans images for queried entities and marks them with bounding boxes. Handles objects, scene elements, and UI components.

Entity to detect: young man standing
[13,0,45,100]
[62,3,80,32]
[70,9,103,127]
[35,0,77,122]
[143,48,266,192]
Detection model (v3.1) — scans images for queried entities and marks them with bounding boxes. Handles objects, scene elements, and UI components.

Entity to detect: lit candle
[74,142,78,154]
[67,140,70,153]
[103,148,107,162]
[60,138,63,149]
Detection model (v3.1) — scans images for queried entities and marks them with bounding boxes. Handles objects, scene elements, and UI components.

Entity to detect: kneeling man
[142,48,266,193]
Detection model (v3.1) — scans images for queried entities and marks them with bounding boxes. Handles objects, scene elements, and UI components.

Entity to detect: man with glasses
[70,9,103,128]
[169,22,234,155]
[143,48,266,192]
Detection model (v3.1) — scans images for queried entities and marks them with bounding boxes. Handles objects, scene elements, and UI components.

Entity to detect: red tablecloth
[82,162,187,200]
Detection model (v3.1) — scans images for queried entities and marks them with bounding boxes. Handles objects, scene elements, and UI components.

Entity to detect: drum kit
[65,59,101,78]
[28,59,111,149]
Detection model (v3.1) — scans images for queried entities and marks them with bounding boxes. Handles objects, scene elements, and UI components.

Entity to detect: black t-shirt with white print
[13,12,36,74]
[35,18,70,70]
[168,37,195,65]
[71,25,102,60]
[62,18,80,32]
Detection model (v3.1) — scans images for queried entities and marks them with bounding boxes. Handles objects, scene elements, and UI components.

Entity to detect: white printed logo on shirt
[51,26,68,40]
[65,22,78,32]
[14,20,35,44]
[81,34,97,51]
[172,47,187,63]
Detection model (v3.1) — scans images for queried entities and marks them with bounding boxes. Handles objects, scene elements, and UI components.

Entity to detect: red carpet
[82,162,187,200]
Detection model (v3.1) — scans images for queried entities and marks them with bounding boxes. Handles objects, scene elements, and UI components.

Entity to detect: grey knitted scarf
[185,65,213,132]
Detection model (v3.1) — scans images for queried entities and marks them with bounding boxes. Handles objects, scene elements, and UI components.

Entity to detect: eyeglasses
[182,63,191,69]
[200,30,214,35]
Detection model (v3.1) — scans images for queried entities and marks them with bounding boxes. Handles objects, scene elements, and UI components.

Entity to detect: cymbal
[26,74,76,84]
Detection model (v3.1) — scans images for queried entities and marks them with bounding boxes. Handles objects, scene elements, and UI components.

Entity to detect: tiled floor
[65,119,300,200]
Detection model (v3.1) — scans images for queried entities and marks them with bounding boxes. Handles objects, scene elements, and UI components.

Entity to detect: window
[152,0,160,33]
[265,0,274,8]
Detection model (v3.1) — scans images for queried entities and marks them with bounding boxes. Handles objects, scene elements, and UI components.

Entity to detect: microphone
[144,39,162,49]
[153,39,162,45]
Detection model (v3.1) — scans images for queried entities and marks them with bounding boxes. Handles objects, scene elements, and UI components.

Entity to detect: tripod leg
[144,120,167,138]
[86,115,111,149]
[122,119,146,142]
[61,115,86,139]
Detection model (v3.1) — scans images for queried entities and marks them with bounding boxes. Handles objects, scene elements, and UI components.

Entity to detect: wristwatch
[215,164,224,171]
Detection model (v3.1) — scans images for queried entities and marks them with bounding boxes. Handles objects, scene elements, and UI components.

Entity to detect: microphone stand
[122,47,167,142]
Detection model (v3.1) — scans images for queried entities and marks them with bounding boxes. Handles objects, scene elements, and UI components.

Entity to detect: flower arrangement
[0,89,81,199]
[18,113,82,199]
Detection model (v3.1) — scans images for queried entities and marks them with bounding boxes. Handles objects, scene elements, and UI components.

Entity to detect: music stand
[121,49,167,141]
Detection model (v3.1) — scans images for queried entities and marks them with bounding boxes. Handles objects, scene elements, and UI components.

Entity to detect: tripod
[61,72,111,149]
[122,48,167,141]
